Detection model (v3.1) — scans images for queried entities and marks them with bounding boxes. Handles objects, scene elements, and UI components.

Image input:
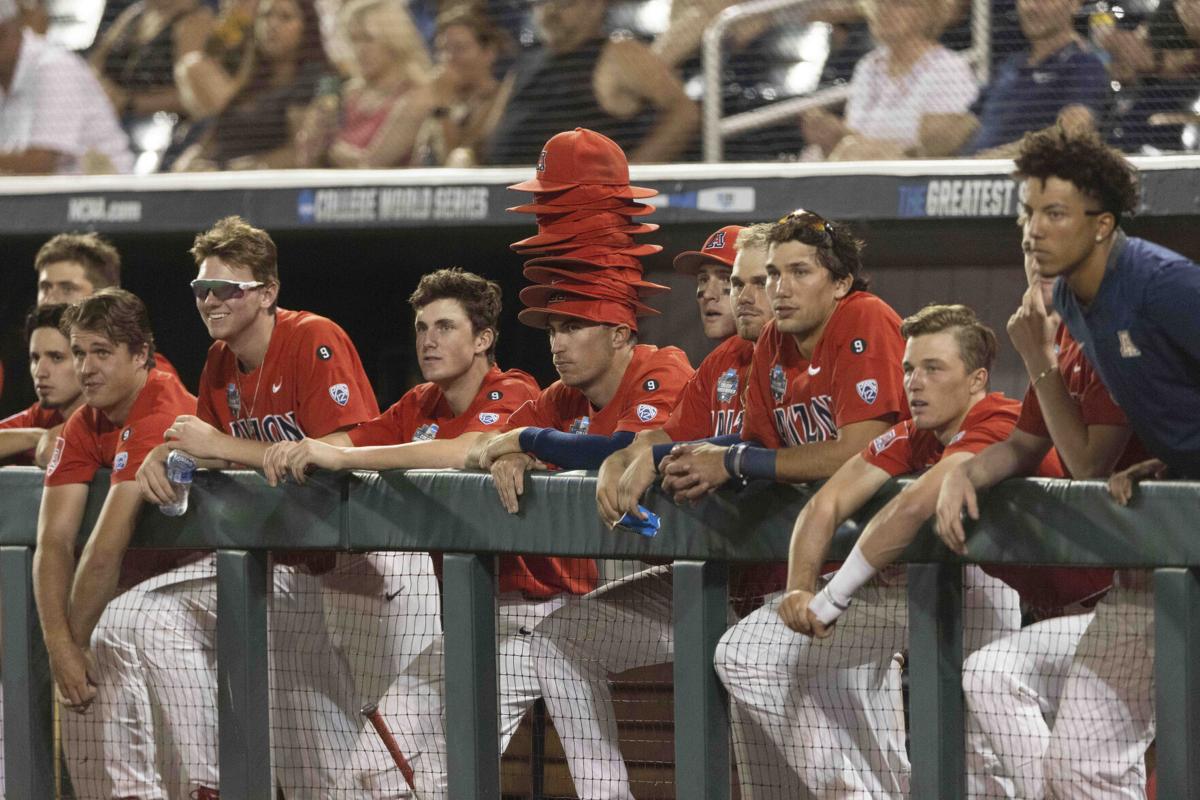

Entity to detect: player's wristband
[517,427,542,453]
[807,585,849,626]
[723,444,777,481]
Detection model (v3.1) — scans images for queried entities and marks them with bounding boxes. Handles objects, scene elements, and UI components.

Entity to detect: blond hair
[339,0,431,83]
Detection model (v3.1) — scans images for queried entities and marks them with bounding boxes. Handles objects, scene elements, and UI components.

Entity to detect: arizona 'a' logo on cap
[705,231,727,250]
[536,149,547,173]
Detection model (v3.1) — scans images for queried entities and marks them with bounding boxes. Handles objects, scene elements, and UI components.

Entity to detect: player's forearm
[965,436,1045,489]
[0,428,45,459]
[787,500,839,593]
[209,434,272,469]
[68,546,126,647]
[33,542,78,649]
[855,488,934,570]
[1032,372,1095,476]
[775,437,870,483]
[341,435,478,471]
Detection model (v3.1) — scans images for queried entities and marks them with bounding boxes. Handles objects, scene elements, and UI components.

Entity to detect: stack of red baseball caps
[509,128,668,330]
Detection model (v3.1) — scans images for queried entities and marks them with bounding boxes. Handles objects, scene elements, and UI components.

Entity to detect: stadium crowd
[0,123,1197,799]
[2,0,1200,174]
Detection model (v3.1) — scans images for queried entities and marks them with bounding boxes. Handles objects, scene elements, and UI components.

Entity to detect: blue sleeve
[650,433,752,468]
[518,428,637,470]
[1146,258,1200,362]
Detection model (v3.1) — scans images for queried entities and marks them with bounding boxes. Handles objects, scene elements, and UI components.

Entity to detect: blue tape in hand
[617,507,661,538]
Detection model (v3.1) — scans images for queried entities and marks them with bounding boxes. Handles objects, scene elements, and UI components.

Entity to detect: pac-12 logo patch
[328,383,350,406]
[716,368,738,403]
[636,404,658,422]
[113,451,129,471]
[46,436,65,476]
[478,412,500,425]
[770,364,787,402]
[856,379,879,404]
[870,428,897,455]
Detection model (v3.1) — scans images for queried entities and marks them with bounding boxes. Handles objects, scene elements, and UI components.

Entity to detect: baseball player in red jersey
[127,216,389,797]
[0,305,82,465]
[258,267,541,797]
[937,249,1146,797]
[32,231,182,380]
[717,305,1023,798]
[521,224,769,800]
[31,290,197,798]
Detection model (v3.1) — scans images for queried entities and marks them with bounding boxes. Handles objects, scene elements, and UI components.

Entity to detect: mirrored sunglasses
[190,279,265,301]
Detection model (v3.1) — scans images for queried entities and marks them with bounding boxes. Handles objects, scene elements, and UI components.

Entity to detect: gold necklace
[235,361,265,419]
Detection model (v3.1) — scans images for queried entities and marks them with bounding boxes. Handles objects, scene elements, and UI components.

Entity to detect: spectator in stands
[0,0,134,174]
[484,0,699,165]
[174,0,332,169]
[175,0,259,120]
[920,0,1110,156]
[1098,0,1200,152]
[300,0,432,168]
[87,0,214,129]
[800,0,979,160]
[411,5,510,167]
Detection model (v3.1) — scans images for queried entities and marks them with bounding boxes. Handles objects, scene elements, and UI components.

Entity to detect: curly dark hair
[1013,127,1140,222]
[767,212,870,292]
[409,267,503,363]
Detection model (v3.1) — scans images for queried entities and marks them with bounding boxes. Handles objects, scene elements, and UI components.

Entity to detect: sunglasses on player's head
[190,279,265,301]
[777,208,835,244]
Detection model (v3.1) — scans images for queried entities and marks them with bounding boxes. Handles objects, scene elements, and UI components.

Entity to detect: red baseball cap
[518,297,643,331]
[535,210,659,235]
[510,196,657,216]
[515,242,663,258]
[520,282,656,314]
[522,265,670,296]
[672,225,745,275]
[508,128,657,197]
[510,222,658,250]
[522,253,645,270]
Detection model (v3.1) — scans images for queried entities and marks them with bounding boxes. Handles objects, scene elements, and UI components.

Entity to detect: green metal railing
[1,466,1197,799]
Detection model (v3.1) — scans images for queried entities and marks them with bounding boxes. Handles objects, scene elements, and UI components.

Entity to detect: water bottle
[160,450,196,517]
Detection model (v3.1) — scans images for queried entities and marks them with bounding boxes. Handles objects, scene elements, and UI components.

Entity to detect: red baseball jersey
[196,309,379,442]
[1016,325,1151,472]
[663,335,754,441]
[0,403,64,466]
[863,391,1110,611]
[349,366,539,446]
[43,370,201,587]
[154,352,181,382]
[742,292,908,449]
[507,344,694,436]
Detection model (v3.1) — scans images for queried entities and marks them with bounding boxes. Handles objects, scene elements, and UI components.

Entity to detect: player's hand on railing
[164,415,222,460]
[479,428,526,470]
[490,452,535,514]
[660,442,729,504]
[49,640,98,713]
[595,446,634,527]
[615,448,659,524]
[1108,458,1168,506]
[268,438,342,486]
[777,589,816,635]
[934,463,975,556]
[262,440,297,487]
[136,442,177,505]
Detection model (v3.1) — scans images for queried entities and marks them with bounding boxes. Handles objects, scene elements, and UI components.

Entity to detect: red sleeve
[612,351,693,434]
[859,422,916,477]
[1014,384,1048,438]
[740,348,781,448]
[295,321,379,438]
[348,394,417,447]
[44,412,100,486]
[460,375,542,433]
[110,411,178,484]
[0,406,37,429]
[828,307,906,428]
[506,385,564,430]
[1076,362,1129,427]
[662,367,716,441]
[943,413,1019,459]
[153,352,181,382]
[196,358,221,428]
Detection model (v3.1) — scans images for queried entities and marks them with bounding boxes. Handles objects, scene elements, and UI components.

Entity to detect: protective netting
[5,0,1197,176]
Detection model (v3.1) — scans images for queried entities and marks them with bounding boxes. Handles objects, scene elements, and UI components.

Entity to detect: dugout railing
[1,466,1198,799]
